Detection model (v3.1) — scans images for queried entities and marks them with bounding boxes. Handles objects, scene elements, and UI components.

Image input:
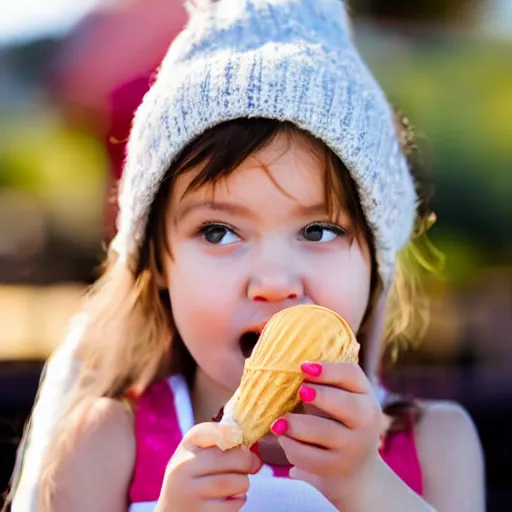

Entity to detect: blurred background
[0,0,510,509]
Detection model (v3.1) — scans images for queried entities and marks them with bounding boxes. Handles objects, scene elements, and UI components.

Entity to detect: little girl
[9,1,484,511]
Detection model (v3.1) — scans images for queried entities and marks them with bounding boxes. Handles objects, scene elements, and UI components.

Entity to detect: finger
[284,412,351,449]
[278,435,338,477]
[188,445,261,477]
[184,422,242,450]
[299,383,380,429]
[219,496,248,512]
[301,361,371,394]
[195,473,250,500]
[287,467,336,504]
[203,497,247,512]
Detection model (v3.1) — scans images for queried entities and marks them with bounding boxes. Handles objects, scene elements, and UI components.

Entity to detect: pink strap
[129,379,182,503]
[380,418,423,496]
[129,380,423,503]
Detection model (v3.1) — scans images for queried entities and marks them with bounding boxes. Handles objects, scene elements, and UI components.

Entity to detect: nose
[246,249,304,303]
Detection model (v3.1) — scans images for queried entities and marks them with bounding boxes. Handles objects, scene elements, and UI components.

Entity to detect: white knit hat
[111,0,417,287]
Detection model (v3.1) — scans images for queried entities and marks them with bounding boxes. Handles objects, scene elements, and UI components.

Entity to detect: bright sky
[0,0,105,44]
[483,0,512,38]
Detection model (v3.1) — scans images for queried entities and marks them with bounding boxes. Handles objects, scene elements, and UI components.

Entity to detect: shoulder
[74,397,135,457]
[51,397,136,511]
[69,397,136,471]
[76,396,135,435]
[415,399,482,457]
[414,399,485,511]
[416,399,479,436]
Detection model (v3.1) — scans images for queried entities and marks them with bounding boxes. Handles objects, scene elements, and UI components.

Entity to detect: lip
[241,321,268,336]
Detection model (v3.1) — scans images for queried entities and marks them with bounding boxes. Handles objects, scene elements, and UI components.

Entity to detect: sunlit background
[1,0,511,509]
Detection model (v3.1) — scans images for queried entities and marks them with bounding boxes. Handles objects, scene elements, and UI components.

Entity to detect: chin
[202,362,244,394]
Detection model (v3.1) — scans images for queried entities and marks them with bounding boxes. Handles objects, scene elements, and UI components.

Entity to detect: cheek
[344,272,371,330]
[170,252,241,302]
[313,248,371,332]
[165,248,243,339]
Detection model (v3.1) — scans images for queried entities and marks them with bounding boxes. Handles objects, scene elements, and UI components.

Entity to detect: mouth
[239,331,261,358]
[239,323,266,358]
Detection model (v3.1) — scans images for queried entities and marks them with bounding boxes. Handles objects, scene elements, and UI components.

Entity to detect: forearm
[332,456,437,512]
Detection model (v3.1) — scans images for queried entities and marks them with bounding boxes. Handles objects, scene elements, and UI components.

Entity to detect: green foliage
[0,108,107,243]
[0,110,105,199]
[361,35,512,279]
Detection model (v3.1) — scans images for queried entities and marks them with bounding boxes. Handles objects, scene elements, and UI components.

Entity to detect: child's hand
[271,362,383,508]
[157,422,262,512]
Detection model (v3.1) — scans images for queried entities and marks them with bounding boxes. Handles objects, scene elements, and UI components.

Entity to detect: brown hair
[14,116,431,509]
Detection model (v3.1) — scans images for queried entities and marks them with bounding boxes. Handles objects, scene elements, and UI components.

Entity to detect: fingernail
[301,362,322,377]
[299,384,316,403]
[271,418,289,436]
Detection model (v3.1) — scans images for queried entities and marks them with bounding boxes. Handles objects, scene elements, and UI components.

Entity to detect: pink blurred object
[50,0,187,239]
[107,74,154,181]
[104,73,154,239]
[51,0,187,129]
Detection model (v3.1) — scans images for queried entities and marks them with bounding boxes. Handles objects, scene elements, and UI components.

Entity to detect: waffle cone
[219,304,359,449]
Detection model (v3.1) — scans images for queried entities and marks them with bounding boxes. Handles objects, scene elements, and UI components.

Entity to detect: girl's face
[162,134,372,407]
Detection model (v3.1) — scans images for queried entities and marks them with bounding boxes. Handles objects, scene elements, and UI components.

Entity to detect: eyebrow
[176,200,329,221]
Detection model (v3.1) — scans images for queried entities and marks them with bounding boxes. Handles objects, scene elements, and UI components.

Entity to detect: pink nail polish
[299,384,316,403]
[271,418,289,436]
[301,362,322,377]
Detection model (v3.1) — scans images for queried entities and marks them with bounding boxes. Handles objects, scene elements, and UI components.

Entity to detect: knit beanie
[111,0,417,288]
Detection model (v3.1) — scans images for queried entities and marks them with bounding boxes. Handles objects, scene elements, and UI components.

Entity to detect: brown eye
[200,224,240,245]
[301,222,346,243]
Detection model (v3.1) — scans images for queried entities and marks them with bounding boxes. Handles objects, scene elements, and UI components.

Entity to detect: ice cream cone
[219,304,359,449]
